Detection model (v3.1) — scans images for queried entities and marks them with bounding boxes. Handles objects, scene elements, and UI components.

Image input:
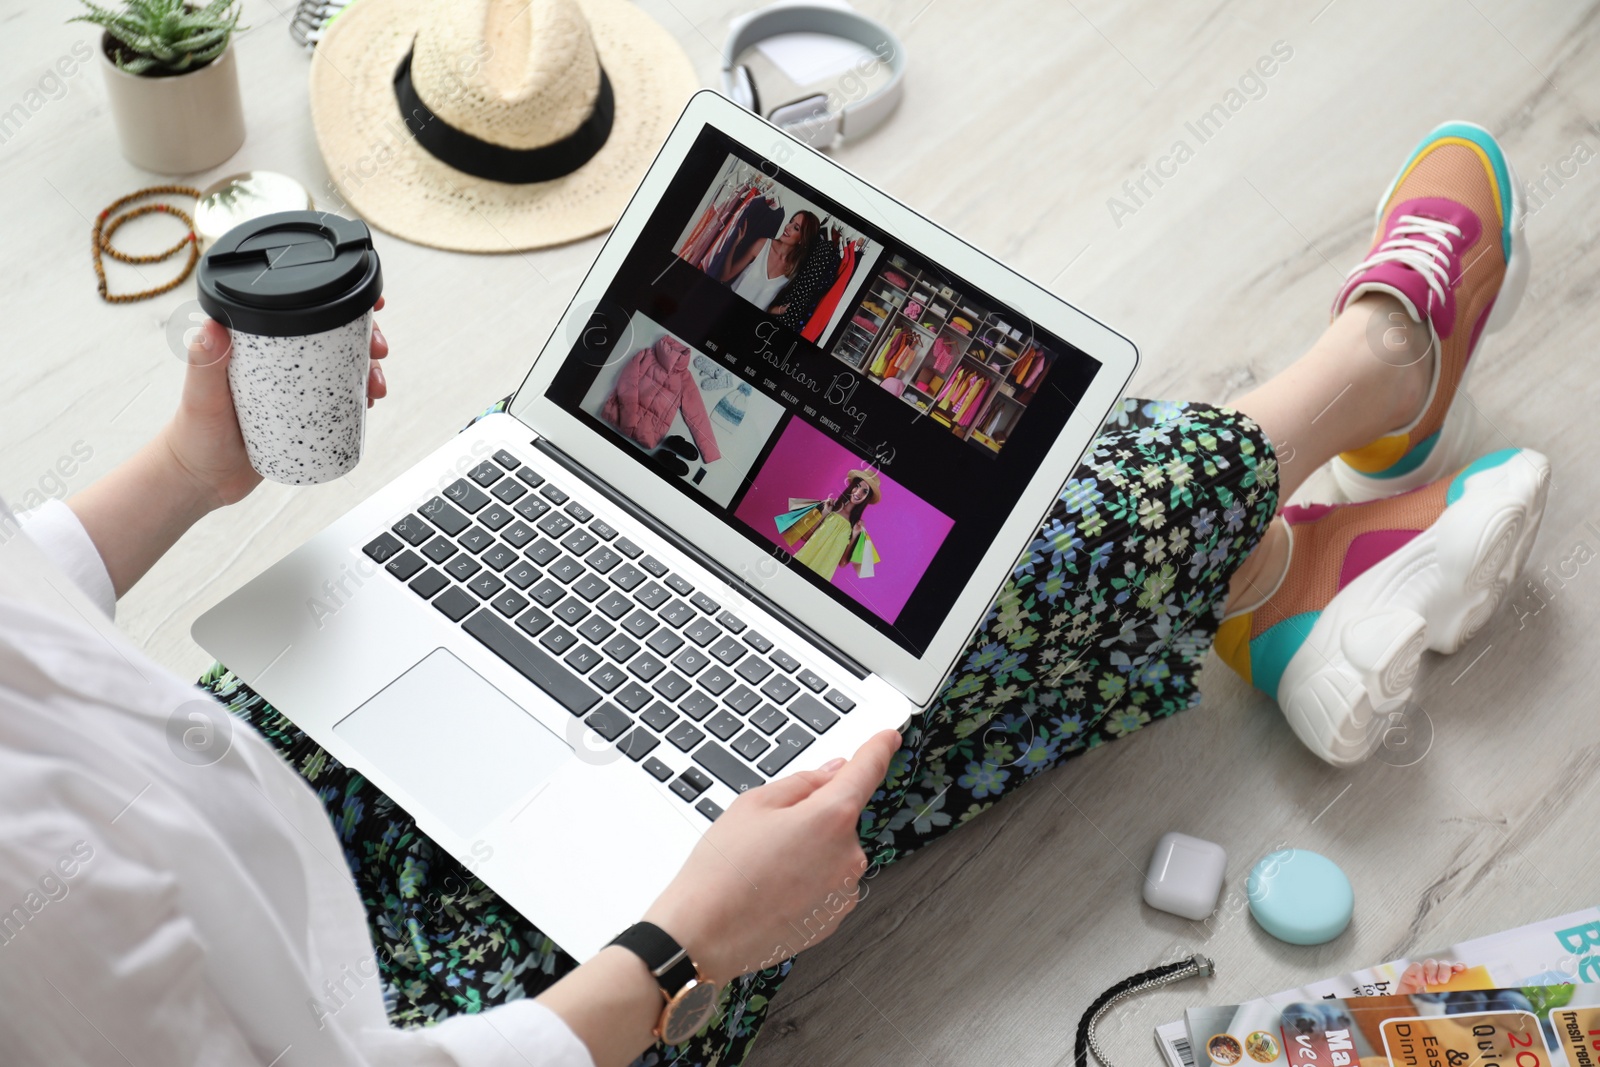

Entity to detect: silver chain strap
[1085,954,1215,1067]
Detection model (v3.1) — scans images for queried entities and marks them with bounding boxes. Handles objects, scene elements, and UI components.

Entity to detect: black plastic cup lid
[197,211,383,338]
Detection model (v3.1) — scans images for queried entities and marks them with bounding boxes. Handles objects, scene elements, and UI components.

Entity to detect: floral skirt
[198,397,1278,1064]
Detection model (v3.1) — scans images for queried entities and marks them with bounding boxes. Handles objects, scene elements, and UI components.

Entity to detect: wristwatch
[607,921,720,1044]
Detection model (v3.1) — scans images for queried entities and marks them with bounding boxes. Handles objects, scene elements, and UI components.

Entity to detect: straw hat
[309,0,697,252]
[846,469,882,504]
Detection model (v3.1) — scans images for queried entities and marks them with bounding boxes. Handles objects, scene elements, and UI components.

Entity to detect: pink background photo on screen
[733,419,955,624]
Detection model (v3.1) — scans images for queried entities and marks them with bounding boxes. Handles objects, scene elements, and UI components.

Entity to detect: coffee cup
[197,211,383,485]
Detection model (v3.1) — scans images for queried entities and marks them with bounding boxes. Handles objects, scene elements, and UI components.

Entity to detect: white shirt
[729,238,791,309]
[0,498,593,1067]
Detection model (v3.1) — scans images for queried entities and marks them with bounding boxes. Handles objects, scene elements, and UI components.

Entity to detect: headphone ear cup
[730,65,760,114]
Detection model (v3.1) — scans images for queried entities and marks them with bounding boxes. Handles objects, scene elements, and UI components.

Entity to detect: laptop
[193,89,1138,961]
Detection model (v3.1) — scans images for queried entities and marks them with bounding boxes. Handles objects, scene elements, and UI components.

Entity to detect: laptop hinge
[532,437,870,681]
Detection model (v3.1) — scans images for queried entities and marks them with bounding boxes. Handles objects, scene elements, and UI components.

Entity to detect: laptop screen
[545,125,1102,656]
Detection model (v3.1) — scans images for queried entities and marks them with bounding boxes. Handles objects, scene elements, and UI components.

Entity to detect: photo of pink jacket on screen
[601,336,723,461]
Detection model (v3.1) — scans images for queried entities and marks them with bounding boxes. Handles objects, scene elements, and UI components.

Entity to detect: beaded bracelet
[92,184,202,304]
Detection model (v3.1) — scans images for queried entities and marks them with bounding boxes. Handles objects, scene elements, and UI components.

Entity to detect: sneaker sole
[1278,449,1550,765]
[1332,122,1530,502]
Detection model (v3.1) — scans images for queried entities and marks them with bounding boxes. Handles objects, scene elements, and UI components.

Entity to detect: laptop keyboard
[361,447,859,821]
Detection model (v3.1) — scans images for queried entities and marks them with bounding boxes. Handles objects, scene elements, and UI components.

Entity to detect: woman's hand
[162,298,389,509]
[66,300,389,598]
[641,729,900,986]
[536,730,899,1067]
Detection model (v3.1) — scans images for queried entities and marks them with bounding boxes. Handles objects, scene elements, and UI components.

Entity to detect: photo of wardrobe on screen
[578,312,786,508]
[672,154,882,343]
[828,251,1061,456]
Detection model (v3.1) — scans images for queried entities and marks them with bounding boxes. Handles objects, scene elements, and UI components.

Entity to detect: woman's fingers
[182,319,235,410]
[367,362,387,407]
[751,729,898,811]
[751,765,841,808]
[367,310,388,407]
[816,730,900,810]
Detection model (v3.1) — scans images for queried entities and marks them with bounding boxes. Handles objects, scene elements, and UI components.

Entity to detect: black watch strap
[607,921,699,997]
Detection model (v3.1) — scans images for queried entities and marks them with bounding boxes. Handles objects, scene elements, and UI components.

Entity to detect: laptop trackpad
[333,649,573,838]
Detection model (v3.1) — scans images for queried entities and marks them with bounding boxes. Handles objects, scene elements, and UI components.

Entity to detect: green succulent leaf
[67,0,242,75]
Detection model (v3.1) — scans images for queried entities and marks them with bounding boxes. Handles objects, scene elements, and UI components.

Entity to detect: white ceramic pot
[98,32,245,174]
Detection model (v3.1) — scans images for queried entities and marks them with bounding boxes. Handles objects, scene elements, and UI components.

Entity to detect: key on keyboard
[492,590,528,617]
[462,610,599,715]
[679,692,716,721]
[614,681,652,711]
[641,701,679,731]
[525,538,560,565]
[749,704,787,735]
[704,711,741,740]
[756,725,815,775]
[539,626,578,654]
[788,694,839,733]
[363,532,404,563]
[617,728,659,760]
[391,515,432,546]
[500,521,536,548]
[410,569,448,599]
[693,742,765,793]
[421,497,471,535]
[421,536,456,564]
[515,497,550,522]
[386,550,424,580]
[492,480,527,504]
[630,653,666,681]
[478,504,512,531]
[443,479,489,512]
[732,730,771,760]
[434,587,477,621]
[666,721,705,752]
[584,703,631,740]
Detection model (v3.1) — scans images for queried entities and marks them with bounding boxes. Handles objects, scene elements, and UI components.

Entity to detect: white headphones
[720,3,906,150]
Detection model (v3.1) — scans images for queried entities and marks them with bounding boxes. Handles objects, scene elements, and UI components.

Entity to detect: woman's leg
[1208,123,1547,764]
[859,396,1280,866]
[1222,293,1430,614]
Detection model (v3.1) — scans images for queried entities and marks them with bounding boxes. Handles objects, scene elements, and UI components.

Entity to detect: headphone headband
[720,3,906,149]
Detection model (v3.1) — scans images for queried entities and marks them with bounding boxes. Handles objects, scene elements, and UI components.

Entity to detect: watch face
[659,980,720,1045]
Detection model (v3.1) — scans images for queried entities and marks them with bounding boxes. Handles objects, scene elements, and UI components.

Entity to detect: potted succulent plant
[71,0,246,173]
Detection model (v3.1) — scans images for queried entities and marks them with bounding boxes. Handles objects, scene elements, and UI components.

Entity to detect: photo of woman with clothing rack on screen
[672,154,880,342]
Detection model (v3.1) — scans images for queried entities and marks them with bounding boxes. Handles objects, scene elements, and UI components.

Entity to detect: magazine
[1155,907,1600,1067]
[1183,985,1600,1066]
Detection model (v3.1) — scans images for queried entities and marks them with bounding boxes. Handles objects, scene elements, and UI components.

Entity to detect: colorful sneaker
[1330,121,1530,502]
[1216,448,1549,765]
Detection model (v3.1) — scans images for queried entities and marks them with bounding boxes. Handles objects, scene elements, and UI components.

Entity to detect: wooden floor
[5,0,1600,1063]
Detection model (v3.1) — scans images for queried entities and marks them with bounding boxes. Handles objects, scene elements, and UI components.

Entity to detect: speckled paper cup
[198,211,383,486]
